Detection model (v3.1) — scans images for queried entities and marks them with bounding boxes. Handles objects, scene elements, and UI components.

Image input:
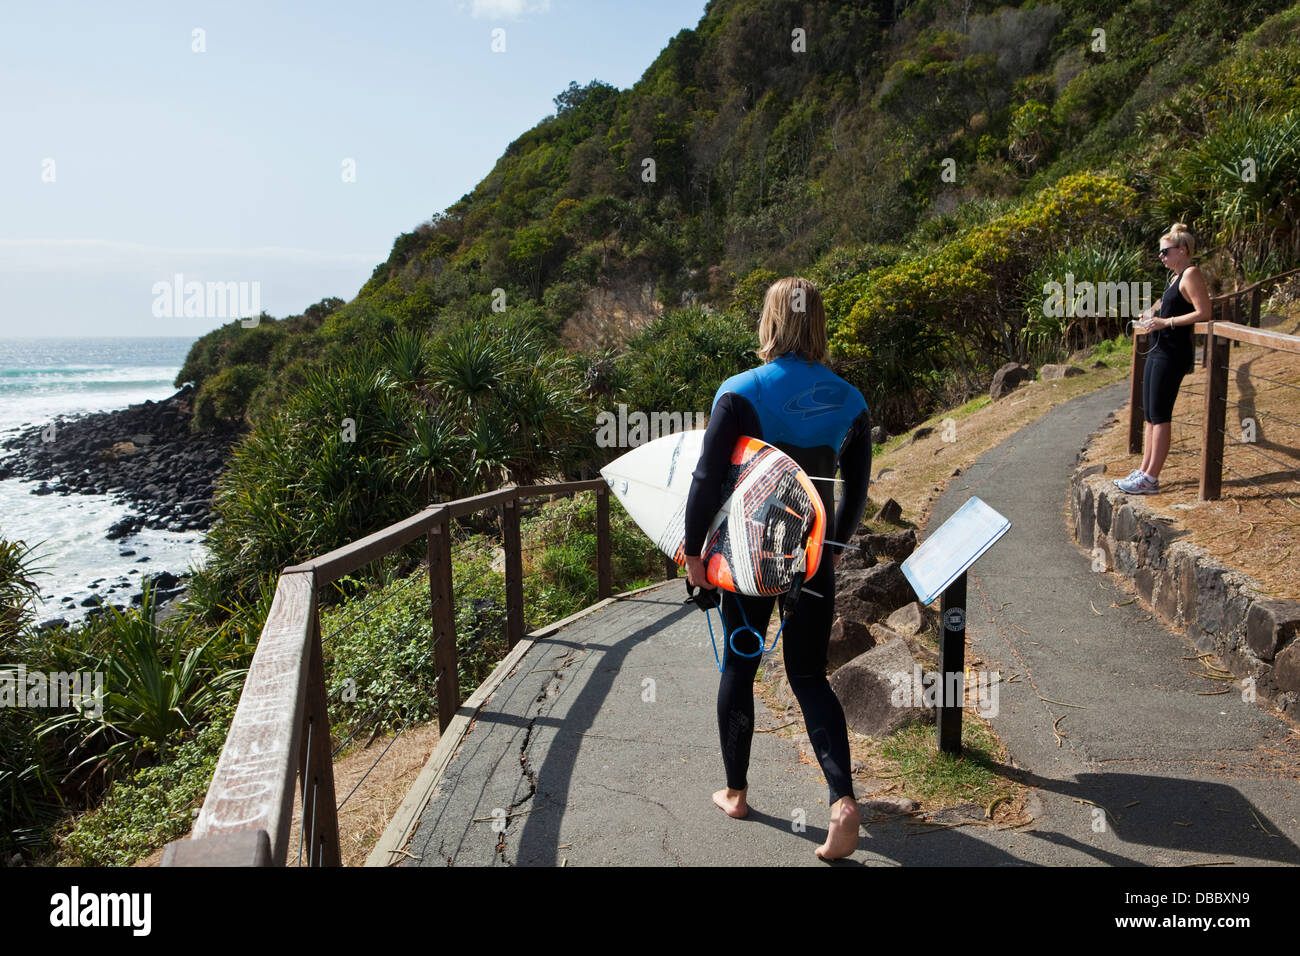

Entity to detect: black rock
[877,498,903,524]
[0,385,241,526]
[990,362,1031,400]
[106,515,140,540]
[146,571,180,590]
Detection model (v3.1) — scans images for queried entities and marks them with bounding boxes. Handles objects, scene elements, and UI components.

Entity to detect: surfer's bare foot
[815,796,861,860]
[713,787,748,818]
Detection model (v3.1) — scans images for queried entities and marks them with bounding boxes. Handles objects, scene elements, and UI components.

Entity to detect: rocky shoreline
[0,386,242,624]
[0,385,240,536]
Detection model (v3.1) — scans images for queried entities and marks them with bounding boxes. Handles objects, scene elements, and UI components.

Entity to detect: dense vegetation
[180,0,1300,438]
[170,0,1300,613]
[7,0,1300,865]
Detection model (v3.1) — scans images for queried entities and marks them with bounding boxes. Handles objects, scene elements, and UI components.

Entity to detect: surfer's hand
[685,555,713,589]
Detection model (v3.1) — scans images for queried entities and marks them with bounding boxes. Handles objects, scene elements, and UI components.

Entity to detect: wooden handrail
[162,475,659,866]
[517,478,606,499]
[1191,320,1300,355]
[166,571,318,866]
[1214,266,1300,302]
[290,505,444,585]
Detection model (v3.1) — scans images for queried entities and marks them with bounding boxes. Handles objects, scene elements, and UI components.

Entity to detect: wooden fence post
[1203,300,1216,368]
[1250,287,1262,328]
[428,511,460,732]
[502,490,525,648]
[298,603,340,866]
[596,485,612,600]
[1200,325,1229,501]
[1129,332,1146,455]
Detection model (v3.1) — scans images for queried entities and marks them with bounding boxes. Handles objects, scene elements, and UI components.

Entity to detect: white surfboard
[600,430,826,596]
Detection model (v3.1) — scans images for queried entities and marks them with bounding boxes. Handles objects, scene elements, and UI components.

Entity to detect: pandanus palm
[35,583,247,781]
[500,357,590,483]
[463,414,515,493]
[1159,106,1300,282]
[430,324,514,411]
[402,412,464,505]
[382,328,431,391]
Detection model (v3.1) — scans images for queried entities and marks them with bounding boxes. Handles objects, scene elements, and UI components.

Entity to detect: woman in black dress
[1116,223,1211,494]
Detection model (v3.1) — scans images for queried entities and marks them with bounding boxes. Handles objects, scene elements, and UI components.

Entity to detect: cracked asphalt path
[403,382,1300,866]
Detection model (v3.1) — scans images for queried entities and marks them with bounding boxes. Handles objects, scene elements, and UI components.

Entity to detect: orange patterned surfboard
[601,431,825,596]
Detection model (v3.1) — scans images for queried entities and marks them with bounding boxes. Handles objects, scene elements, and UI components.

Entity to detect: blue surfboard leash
[686,578,803,673]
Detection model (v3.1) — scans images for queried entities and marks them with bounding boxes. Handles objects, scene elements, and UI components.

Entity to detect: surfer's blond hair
[757,277,828,364]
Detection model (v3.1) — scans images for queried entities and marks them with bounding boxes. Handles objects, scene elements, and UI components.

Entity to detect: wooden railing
[1128,268,1300,500]
[160,479,670,866]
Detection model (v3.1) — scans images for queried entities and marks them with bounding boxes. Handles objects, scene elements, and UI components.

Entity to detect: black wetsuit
[1143,271,1196,425]
[684,353,872,806]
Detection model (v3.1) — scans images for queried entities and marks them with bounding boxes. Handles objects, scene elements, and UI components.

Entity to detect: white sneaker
[1113,469,1142,488]
[1116,472,1160,494]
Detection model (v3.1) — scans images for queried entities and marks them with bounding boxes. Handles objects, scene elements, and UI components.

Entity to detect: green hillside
[177,0,1300,599]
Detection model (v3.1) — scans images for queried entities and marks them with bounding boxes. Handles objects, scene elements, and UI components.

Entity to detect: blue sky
[0,0,709,337]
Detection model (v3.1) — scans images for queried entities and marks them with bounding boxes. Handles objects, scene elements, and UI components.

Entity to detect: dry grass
[870,361,1131,529]
[1084,311,1300,597]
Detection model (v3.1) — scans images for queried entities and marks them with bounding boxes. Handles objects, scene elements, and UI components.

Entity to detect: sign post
[900,497,1010,756]
[937,573,967,755]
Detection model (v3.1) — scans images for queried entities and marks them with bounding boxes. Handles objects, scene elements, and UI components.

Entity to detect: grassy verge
[871,337,1132,530]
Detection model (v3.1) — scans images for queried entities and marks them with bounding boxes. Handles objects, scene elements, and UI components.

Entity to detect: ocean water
[0,337,208,621]
[0,337,192,432]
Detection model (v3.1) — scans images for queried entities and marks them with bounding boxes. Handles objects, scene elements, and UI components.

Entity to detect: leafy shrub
[831,171,1141,428]
[35,584,247,782]
[615,306,757,423]
[192,363,267,432]
[57,699,236,867]
[1022,240,1153,360]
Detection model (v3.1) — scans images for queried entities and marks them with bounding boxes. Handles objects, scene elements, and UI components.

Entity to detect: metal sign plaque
[900,497,1011,606]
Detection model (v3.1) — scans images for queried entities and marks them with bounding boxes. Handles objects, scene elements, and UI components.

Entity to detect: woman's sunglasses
[1158,246,1178,258]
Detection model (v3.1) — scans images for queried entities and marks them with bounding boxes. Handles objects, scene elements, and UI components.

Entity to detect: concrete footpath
[402,382,1300,866]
